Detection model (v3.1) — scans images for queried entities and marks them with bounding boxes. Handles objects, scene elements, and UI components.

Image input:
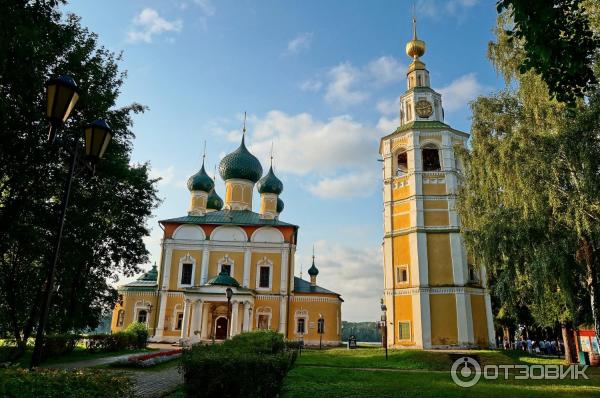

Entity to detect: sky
[62,0,505,322]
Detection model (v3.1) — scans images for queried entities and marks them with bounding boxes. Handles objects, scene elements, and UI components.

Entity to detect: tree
[496,0,600,103]
[0,0,159,356]
[458,4,600,362]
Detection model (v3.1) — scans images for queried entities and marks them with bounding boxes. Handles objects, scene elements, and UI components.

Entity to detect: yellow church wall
[288,298,341,343]
[392,235,411,288]
[470,294,489,346]
[426,234,454,286]
[253,298,281,331]
[190,195,206,211]
[208,251,244,282]
[423,200,448,210]
[249,252,282,292]
[393,185,411,201]
[160,295,185,337]
[424,211,449,227]
[422,183,447,196]
[168,249,202,290]
[394,294,414,345]
[392,202,411,230]
[111,292,158,334]
[430,294,458,345]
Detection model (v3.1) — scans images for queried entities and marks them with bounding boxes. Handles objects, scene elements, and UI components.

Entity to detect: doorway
[215,317,228,340]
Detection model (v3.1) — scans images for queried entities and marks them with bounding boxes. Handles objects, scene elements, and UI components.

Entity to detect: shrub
[181,331,298,398]
[85,332,135,353]
[0,368,134,398]
[42,334,80,359]
[124,322,148,349]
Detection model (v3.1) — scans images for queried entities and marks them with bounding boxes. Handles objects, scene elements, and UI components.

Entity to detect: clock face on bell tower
[415,99,433,118]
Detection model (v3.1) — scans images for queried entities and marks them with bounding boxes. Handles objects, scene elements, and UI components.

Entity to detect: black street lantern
[380,298,388,360]
[225,287,233,339]
[225,287,233,301]
[46,75,79,142]
[84,119,112,163]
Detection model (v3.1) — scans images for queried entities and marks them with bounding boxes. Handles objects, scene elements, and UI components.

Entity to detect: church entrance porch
[214,317,228,340]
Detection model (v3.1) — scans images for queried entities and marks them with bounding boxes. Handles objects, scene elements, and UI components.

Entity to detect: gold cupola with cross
[379,17,494,349]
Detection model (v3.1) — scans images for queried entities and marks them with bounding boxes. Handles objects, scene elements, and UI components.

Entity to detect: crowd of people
[499,336,564,356]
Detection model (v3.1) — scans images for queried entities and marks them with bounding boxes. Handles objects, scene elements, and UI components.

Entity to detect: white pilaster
[455,292,473,346]
[279,297,287,334]
[243,301,251,332]
[231,301,239,336]
[162,245,173,290]
[243,249,251,287]
[154,292,168,338]
[484,292,496,348]
[280,249,289,294]
[411,291,424,348]
[450,233,467,285]
[201,303,209,339]
[190,299,203,342]
[420,291,432,349]
[200,249,209,285]
[181,299,191,339]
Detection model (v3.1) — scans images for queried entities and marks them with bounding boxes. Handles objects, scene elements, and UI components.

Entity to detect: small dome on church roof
[257,166,283,195]
[206,270,240,287]
[187,164,214,192]
[276,197,284,213]
[219,136,263,183]
[138,263,158,281]
[206,188,223,211]
[308,261,319,276]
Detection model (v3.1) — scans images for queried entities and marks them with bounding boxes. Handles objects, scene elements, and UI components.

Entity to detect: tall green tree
[0,0,159,355]
[458,3,600,361]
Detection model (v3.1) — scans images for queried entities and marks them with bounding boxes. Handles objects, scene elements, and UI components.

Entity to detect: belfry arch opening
[422,143,441,171]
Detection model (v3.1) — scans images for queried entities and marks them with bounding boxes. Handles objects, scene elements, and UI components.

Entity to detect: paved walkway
[130,366,183,398]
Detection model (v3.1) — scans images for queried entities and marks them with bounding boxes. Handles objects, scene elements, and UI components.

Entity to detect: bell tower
[379,17,495,349]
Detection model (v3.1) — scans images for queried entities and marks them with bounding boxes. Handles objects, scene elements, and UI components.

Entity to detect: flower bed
[110,349,182,368]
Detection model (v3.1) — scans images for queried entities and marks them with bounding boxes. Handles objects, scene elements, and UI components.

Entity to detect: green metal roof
[293,277,339,296]
[257,166,283,195]
[219,136,263,183]
[206,270,240,287]
[159,210,298,228]
[119,264,158,292]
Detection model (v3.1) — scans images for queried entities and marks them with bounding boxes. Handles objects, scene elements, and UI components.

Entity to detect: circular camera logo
[451,356,481,388]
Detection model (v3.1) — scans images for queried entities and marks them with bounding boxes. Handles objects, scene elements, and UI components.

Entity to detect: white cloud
[367,56,406,85]
[436,73,488,112]
[127,8,182,43]
[375,96,400,115]
[325,63,368,107]
[193,0,216,16]
[217,110,380,199]
[308,171,378,199]
[299,79,322,92]
[285,32,313,55]
[149,165,175,186]
[376,116,399,133]
[417,0,478,20]
[298,240,383,321]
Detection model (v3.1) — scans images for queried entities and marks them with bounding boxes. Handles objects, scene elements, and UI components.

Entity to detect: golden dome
[405,16,426,59]
[406,39,425,59]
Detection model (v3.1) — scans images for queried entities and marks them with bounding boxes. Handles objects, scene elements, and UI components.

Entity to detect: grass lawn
[281,348,600,398]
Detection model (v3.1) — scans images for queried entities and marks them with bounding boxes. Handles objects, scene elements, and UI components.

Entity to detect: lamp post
[30,75,112,368]
[225,287,233,339]
[380,298,388,361]
[318,313,324,350]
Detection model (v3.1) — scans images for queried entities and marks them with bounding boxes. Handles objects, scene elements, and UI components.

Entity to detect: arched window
[137,310,147,324]
[116,310,125,327]
[422,144,441,171]
[396,150,408,175]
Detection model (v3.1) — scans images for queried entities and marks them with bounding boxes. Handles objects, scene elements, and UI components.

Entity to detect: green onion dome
[257,166,283,195]
[219,136,263,183]
[276,197,284,213]
[308,260,319,276]
[207,188,223,211]
[206,270,240,287]
[187,164,214,192]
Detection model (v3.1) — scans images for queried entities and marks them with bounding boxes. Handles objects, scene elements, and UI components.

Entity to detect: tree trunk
[561,322,577,364]
[580,238,600,340]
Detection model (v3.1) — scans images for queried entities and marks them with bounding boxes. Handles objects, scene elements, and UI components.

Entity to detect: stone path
[47,352,146,369]
[130,366,183,398]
